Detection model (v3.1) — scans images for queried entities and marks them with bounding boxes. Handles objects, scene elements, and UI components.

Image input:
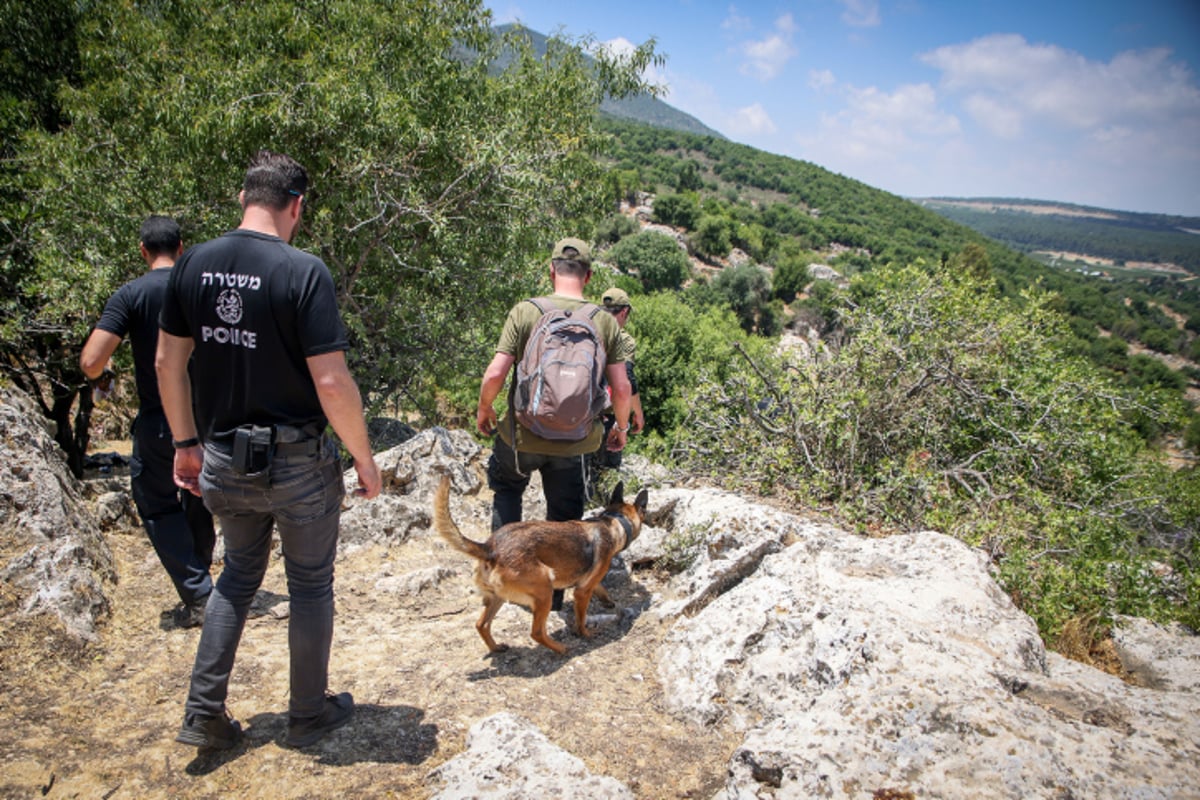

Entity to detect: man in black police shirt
[80,215,216,628]
[157,150,381,751]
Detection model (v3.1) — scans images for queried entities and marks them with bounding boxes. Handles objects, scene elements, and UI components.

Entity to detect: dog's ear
[634,488,649,515]
[608,481,625,506]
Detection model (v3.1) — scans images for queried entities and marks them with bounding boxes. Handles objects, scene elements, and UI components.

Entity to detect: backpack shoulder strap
[526,297,549,315]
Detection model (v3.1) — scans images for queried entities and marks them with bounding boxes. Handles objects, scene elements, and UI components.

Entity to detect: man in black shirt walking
[80,216,215,628]
[157,150,381,751]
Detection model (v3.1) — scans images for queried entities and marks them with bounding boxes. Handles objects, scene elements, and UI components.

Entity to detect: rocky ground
[0,455,737,800]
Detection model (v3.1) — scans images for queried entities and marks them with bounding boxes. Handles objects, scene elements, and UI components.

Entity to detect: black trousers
[130,409,216,606]
[486,436,588,531]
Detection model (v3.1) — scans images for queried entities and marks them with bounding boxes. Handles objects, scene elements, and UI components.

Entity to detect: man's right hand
[353,456,382,499]
[173,445,204,497]
[476,404,497,437]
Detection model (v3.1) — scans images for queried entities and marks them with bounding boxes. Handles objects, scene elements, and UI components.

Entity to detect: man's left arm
[155,330,202,495]
[604,361,632,452]
[307,350,381,500]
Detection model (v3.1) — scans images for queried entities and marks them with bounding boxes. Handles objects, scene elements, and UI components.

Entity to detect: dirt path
[1,492,737,799]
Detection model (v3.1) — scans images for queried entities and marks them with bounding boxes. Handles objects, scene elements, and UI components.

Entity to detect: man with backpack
[476,238,633,608]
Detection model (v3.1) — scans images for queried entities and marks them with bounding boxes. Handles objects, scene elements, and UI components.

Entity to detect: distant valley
[915,197,1200,280]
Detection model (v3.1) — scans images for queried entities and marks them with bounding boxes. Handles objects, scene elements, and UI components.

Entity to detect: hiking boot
[285,692,354,748]
[167,599,207,629]
[176,710,242,750]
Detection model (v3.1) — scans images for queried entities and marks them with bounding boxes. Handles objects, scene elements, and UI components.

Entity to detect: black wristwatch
[172,437,200,449]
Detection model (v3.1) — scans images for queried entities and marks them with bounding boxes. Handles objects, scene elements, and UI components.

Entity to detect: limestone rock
[0,386,114,640]
[427,712,635,799]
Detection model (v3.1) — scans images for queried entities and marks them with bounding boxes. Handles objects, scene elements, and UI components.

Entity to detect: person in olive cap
[588,286,645,495]
[477,238,633,609]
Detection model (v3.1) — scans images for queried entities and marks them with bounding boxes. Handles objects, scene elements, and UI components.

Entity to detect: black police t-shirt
[159,229,348,439]
[96,267,173,413]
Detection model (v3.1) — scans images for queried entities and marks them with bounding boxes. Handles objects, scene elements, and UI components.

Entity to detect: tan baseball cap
[551,237,592,267]
[602,287,631,309]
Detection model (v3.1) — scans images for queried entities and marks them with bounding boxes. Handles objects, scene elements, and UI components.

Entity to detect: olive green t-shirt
[614,328,635,363]
[495,294,625,456]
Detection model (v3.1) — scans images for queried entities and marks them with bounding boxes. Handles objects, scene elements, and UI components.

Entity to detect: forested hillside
[918,198,1200,274]
[1,2,1195,650]
[598,118,1200,413]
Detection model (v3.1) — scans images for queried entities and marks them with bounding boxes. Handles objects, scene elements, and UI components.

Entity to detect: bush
[652,193,700,229]
[712,263,773,334]
[596,213,637,246]
[607,231,692,292]
[671,259,1194,642]
[691,215,732,260]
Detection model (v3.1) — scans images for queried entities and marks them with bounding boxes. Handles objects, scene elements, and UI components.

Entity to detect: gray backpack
[512,298,608,441]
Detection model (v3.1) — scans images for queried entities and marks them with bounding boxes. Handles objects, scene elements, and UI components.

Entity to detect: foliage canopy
[1,0,660,467]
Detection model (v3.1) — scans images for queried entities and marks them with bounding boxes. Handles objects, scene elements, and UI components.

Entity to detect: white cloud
[738,14,798,81]
[597,36,668,87]
[793,79,960,186]
[921,34,1200,132]
[963,94,1023,139]
[726,103,778,136]
[721,5,752,33]
[808,69,836,91]
[490,3,522,25]
[839,0,881,28]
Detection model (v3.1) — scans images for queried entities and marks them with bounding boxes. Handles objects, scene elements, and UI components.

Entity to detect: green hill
[917,197,1200,277]
[598,116,1200,396]
[491,24,725,139]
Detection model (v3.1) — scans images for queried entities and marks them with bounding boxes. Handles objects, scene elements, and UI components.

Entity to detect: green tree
[712,263,773,334]
[675,160,702,192]
[606,231,691,292]
[691,214,732,260]
[4,0,660,471]
[625,292,754,439]
[652,192,699,229]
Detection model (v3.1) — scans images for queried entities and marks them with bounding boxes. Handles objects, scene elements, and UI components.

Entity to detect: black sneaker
[168,599,207,629]
[176,710,242,750]
[285,692,354,748]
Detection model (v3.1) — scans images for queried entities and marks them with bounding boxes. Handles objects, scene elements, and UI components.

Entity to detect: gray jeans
[184,435,345,721]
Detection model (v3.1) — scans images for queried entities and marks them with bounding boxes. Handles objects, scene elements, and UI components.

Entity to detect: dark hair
[139,215,182,257]
[242,149,307,210]
[551,257,591,279]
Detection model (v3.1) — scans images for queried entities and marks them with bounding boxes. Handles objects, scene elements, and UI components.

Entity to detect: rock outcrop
[0,386,114,641]
[3,396,1197,798]
[425,469,1200,799]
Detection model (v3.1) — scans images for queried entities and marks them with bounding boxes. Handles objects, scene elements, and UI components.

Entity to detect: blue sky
[487,0,1200,217]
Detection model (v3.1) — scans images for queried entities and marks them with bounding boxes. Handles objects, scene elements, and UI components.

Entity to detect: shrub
[652,193,700,229]
[671,259,1194,642]
[607,231,692,292]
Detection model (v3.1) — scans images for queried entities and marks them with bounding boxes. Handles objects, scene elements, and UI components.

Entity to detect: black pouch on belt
[232,424,274,478]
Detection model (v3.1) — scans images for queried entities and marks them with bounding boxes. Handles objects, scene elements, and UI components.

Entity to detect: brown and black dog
[434,474,648,654]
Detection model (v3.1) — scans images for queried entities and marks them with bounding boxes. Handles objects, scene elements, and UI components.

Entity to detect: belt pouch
[232,425,274,478]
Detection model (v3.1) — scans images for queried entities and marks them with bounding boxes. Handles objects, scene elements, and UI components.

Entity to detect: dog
[434,474,648,654]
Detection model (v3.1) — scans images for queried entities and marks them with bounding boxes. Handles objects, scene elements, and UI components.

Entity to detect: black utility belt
[211,424,323,476]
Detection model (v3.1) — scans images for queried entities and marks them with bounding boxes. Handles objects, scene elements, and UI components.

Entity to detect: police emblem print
[216,288,243,325]
[200,271,258,349]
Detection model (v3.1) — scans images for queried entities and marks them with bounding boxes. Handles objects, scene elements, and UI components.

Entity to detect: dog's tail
[434,474,491,561]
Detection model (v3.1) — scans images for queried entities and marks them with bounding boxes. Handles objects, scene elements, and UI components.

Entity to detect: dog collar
[604,512,635,549]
